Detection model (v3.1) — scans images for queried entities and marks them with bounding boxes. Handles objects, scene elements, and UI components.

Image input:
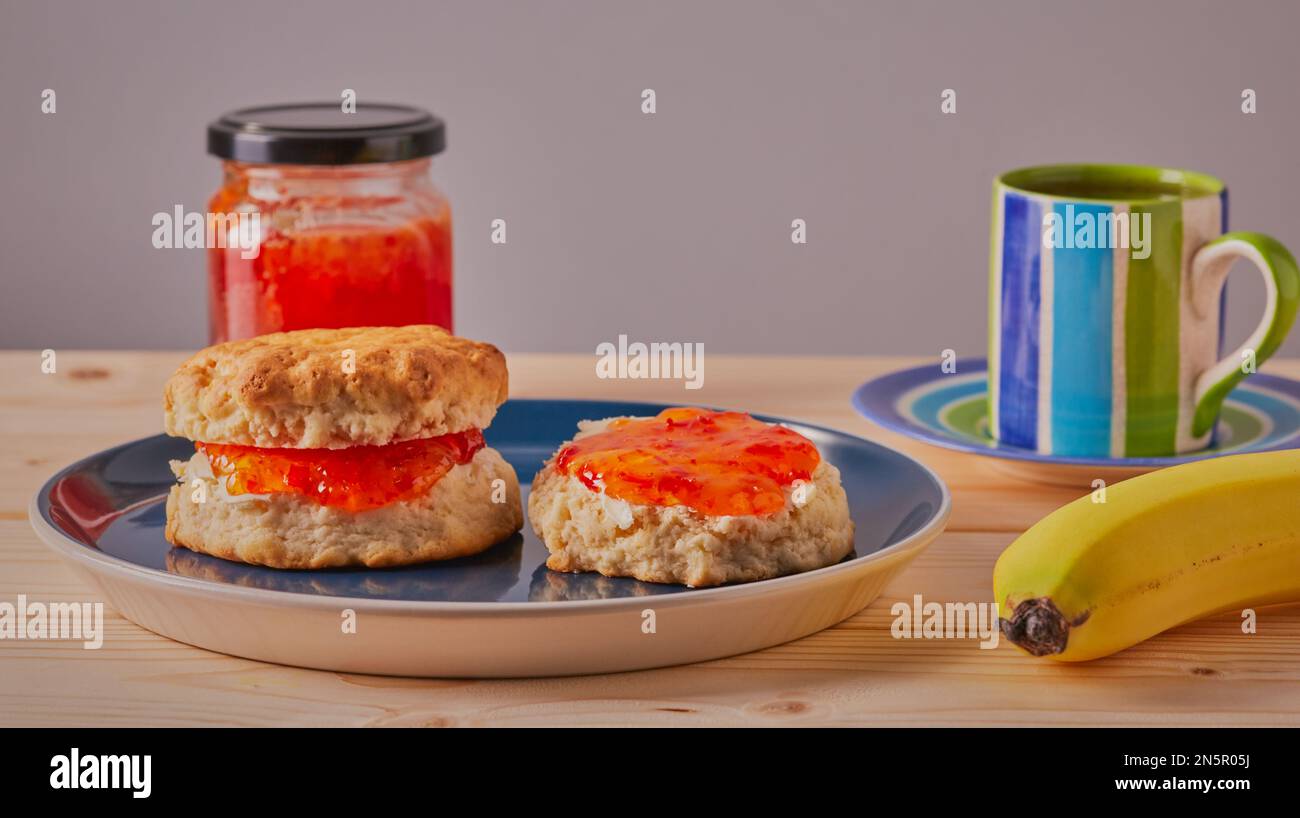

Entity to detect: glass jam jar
[206,102,452,342]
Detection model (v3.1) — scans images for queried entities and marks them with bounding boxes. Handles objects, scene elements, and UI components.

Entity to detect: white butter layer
[176,451,273,504]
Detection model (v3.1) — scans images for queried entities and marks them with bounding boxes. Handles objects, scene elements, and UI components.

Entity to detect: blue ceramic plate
[853,358,1300,474]
[31,398,950,677]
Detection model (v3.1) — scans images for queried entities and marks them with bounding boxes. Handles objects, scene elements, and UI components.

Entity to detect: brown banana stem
[1000,598,1074,656]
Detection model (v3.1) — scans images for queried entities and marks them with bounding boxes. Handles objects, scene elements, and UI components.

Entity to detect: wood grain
[2,350,1299,727]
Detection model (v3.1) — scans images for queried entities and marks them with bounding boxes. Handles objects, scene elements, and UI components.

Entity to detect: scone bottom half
[527,409,856,587]
[162,327,522,569]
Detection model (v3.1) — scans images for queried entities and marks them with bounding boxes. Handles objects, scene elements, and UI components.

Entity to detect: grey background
[3,0,1299,357]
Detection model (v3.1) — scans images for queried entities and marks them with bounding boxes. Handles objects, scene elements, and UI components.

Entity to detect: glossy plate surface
[31,399,950,677]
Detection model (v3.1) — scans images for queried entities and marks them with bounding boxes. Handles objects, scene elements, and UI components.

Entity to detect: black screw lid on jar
[207,102,445,165]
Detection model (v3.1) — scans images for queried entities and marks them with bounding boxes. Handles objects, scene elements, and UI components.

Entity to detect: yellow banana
[993,448,1300,661]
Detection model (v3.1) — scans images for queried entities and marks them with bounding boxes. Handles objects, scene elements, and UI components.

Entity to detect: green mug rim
[997,163,1225,206]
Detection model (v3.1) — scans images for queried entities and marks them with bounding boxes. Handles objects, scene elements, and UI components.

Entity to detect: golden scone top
[164,325,508,449]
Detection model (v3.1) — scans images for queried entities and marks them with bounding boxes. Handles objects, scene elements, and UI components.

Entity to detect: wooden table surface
[3,350,1299,727]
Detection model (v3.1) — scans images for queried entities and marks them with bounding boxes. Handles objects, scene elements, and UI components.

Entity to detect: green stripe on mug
[1124,198,1181,457]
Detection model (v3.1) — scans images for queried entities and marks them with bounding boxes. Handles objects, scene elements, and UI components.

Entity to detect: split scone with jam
[528,408,855,587]
[163,325,522,569]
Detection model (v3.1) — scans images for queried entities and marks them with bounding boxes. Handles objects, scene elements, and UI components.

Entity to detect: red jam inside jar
[197,429,483,513]
[207,162,452,342]
[553,408,821,517]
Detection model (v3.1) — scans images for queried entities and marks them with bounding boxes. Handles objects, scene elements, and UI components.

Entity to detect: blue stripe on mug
[997,192,1042,449]
[1049,202,1114,456]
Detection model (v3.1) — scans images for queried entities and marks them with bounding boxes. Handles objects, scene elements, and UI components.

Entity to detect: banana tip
[1001,598,1086,657]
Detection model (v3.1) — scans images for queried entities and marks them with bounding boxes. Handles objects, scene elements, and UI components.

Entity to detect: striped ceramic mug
[988,164,1300,458]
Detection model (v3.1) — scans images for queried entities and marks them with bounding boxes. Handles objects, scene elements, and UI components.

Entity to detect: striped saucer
[852,358,1300,485]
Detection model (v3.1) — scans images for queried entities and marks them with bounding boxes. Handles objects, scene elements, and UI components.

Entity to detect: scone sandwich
[528,407,854,586]
[163,325,523,569]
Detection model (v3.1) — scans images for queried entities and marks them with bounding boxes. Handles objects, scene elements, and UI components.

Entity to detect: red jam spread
[553,408,820,517]
[197,429,483,512]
